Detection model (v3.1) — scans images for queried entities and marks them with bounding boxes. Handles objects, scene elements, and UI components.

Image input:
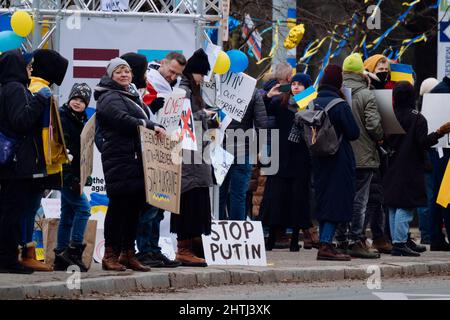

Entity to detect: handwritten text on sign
[156,89,186,134]
[140,126,182,213]
[79,113,96,194]
[202,220,267,266]
[202,72,257,122]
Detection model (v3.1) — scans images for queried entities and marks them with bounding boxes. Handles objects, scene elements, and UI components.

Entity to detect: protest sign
[156,89,186,134]
[80,113,96,194]
[373,90,406,135]
[204,43,222,83]
[202,220,267,266]
[437,159,450,208]
[178,99,198,151]
[422,94,450,148]
[210,145,234,186]
[139,126,182,213]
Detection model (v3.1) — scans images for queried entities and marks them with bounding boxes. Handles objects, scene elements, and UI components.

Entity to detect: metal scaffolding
[0,0,222,50]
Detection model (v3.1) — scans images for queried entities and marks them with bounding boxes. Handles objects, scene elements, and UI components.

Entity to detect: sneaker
[151,252,181,268]
[347,241,380,259]
[0,261,34,274]
[406,233,426,253]
[391,243,420,257]
[136,252,164,267]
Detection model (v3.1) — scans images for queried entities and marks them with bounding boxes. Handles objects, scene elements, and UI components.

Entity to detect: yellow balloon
[213,51,231,75]
[11,11,33,37]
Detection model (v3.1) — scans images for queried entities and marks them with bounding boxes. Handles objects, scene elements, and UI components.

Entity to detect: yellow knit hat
[363,54,387,73]
[343,53,364,73]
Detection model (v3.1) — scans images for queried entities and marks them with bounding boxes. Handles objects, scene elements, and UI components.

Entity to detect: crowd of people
[0,46,449,274]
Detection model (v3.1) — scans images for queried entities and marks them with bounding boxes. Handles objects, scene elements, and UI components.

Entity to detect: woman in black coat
[95,57,165,272]
[0,50,49,274]
[305,65,360,261]
[383,81,450,256]
[260,73,313,252]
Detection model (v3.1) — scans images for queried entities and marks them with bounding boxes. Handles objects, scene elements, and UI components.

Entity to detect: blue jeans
[21,191,43,246]
[219,162,253,221]
[336,169,373,243]
[388,208,414,244]
[319,222,337,244]
[56,187,91,251]
[137,205,164,254]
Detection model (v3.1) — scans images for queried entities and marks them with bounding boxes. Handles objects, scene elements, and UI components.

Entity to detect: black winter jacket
[59,103,87,189]
[0,50,48,180]
[95,76,157,196]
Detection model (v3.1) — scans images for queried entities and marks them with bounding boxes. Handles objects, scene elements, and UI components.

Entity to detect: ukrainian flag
[390,63,414,84]
[294,86,318,111]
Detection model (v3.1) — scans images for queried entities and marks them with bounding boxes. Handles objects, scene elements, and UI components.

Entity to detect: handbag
[0,130,17,166]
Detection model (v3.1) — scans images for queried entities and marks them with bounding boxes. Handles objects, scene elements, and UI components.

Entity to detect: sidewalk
[1,245,450,299]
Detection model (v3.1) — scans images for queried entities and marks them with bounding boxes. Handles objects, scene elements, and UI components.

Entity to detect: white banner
[101,0,129,11]
[202,220,267,266]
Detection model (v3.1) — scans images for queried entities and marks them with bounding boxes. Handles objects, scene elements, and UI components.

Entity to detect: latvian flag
[73,48,119,78]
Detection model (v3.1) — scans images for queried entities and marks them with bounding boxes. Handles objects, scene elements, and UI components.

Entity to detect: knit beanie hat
[106,57,130,78]
[32,49,68,86]
[393,81,416,110]
[68,83,92,106]
[184,49,211,76]
[343,53,364,73]
[320,64,343,90]
[364,54,388,73]
[120,52,148,89]
[419,77,439,96]
[291,73,312,88]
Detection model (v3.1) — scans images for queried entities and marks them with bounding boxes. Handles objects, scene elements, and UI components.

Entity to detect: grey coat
[179,75,214,194]
[343,72,384,169]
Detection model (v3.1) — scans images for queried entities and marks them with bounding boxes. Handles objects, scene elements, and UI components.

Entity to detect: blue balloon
[0,31,25,53]
[226,49,249,73]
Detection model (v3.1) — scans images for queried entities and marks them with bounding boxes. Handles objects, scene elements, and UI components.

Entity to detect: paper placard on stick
[204,43,222,83]
[202,79,217,107]
[80,113,96,194]
[210,145,234,186]
[373,90,405,135]
[422,94,450,148]
[216,72,257,122]
[140,126,182,213]
[202,220,267,266]
[156,89,186,134]
[41,198,61,219]
[178,99,198,151]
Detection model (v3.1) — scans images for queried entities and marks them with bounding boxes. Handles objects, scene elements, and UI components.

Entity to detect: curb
[2,261,450,299]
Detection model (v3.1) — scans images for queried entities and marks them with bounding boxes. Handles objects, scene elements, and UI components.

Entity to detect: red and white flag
[73,48,119,78]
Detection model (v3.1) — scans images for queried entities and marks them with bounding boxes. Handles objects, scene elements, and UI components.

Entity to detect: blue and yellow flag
[390,63,414,84]
[293,86,318,111]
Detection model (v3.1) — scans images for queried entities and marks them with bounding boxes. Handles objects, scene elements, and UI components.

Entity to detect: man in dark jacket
[219,89,268,221]
[0,50,50,274]
[428,76,450,251]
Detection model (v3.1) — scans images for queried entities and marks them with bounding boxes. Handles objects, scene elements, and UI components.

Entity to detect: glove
[37,87,52,99]
[149,97,165,114]
[437,122,450,136]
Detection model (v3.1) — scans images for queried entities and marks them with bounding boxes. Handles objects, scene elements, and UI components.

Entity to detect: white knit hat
[420,77,439,96]
[106,57,130,78]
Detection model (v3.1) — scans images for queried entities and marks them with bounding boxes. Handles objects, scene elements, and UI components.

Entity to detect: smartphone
[279,84,291,93]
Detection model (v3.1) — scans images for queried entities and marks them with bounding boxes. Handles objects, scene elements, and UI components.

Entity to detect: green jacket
[343,72,384,169]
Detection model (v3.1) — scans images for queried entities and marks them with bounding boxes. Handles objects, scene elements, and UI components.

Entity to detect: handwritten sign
[202,220,267,266]
[210,145,234,186]
[140,126,182,213]
[178,99,198,151]
[80,113,96,194]
[202,72,256,122]
[156,89,186,134]
[422,94,450,148]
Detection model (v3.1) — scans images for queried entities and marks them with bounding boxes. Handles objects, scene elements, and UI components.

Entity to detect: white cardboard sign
[373,90,406,135]
[202,220,267,266]
[210,145,234,186]
[422,93,450,148]
[156,89,186,134]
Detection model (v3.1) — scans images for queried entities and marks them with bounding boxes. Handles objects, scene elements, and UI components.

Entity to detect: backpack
[295,98,344,156]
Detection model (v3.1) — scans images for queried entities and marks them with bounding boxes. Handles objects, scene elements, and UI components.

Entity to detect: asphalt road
[94,276,450,300]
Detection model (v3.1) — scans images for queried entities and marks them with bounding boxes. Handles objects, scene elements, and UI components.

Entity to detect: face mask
[376,71,389,83]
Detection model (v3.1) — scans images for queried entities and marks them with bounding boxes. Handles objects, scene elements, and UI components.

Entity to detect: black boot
[391,243,420,257]
[289,228,301,252]
[53,248,70,271]
[407,233,426,253]
[60,242,89,272]
[266,227,276,251]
